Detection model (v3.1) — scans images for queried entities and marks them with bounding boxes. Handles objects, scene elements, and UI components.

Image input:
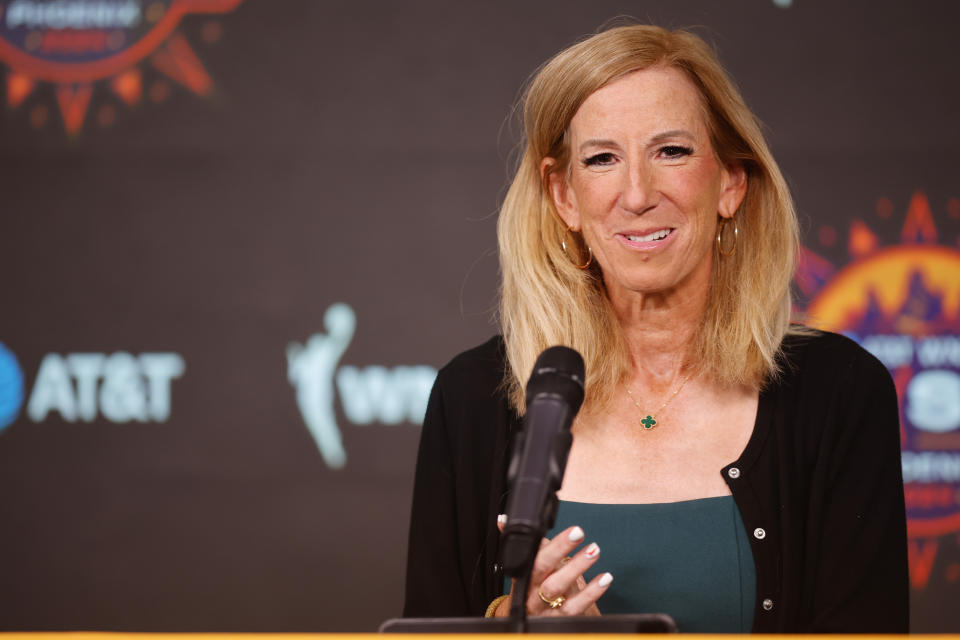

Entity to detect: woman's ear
[718,162,747,219]
[541,157,580,230]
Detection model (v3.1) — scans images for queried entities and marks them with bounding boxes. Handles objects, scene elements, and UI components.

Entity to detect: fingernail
[598,572,614,587]
[497,514,508,525]
[568,526,584,542]
[585,542,600,558]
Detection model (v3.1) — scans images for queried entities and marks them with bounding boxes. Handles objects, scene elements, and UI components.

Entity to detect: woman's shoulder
[775,325,894,394]
[438,334,506,374]
[426,335,515,451]
[433,335,509,403]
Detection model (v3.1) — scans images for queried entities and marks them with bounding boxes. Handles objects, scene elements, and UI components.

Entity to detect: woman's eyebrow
[578,138,620,153]
[578,130,697,154]
[649,129,696,144]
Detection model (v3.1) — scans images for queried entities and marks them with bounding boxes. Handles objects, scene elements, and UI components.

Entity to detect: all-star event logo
[797,191,960,591]
[0,0,242,135]
[287,303,437,470]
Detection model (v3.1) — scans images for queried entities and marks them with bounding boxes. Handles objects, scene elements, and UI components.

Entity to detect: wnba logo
[287,303,436,469]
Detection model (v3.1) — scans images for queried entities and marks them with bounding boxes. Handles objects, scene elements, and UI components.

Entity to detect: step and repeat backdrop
[0,0,958,633]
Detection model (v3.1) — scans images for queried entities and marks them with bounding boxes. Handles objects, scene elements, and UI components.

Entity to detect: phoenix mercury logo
[797,191,960,591]
[0,0,243,135]
[287,303,437,469]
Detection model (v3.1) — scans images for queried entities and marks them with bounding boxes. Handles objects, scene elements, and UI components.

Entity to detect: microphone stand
[501,412,569,633]
[508,565,532,633]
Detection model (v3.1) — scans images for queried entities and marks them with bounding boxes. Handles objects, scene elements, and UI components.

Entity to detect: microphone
[500,345,585,577]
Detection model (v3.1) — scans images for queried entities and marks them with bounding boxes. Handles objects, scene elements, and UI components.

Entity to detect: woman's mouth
[625,229,671,242]
[617,228,675,248]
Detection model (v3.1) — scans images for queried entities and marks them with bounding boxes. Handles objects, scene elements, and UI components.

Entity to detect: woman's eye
[660,145,693,159]
[583,152,616,166]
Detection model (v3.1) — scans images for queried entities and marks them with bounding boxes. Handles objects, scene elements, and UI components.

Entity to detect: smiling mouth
[624,228,673,242]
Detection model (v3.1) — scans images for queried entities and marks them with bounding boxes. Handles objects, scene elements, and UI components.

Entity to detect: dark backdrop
[1,0,958,632]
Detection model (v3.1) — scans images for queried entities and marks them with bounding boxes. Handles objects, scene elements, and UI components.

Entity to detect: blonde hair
[498,24,801,412]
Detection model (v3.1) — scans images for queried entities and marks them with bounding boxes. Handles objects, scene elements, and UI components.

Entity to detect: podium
[380,613,677,633]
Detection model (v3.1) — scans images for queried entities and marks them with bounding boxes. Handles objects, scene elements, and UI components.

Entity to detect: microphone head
[525,345,585,410]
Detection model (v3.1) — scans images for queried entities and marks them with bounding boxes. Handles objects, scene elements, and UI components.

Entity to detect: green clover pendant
[641,415,657,430]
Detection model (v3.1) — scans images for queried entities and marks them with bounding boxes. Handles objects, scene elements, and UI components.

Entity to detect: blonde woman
[404,24,907,632]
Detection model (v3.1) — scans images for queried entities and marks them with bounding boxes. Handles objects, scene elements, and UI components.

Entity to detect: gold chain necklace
[625,371,693,430]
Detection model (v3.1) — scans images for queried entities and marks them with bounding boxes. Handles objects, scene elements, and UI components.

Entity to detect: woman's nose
[619,161,657,214]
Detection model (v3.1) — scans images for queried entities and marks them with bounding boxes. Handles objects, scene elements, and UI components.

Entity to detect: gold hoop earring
[561,226,593,269]
[716,216,738,257]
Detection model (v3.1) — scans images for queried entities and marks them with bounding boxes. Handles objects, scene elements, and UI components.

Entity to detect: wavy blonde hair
[498,24,801,413]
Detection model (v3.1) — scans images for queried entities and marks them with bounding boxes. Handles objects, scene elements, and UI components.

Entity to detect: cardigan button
[727,467,740,479]
[753,527,766,540]
[762,598,774,611]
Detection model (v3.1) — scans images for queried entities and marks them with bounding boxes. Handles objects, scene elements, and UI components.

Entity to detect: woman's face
[546,66,746,304]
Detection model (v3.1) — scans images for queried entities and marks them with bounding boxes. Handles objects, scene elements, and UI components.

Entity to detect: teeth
[626,229,671,242]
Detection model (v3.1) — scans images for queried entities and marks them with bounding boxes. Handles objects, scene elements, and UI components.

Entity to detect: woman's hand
[493,516,613,617]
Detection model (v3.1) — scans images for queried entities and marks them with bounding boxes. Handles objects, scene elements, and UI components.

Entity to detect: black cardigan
[403,330,909,632]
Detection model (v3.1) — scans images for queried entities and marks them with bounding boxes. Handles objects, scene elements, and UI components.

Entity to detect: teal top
[535,496,756,632]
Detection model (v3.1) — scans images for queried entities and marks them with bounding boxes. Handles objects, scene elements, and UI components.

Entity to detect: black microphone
[501,345,585,577]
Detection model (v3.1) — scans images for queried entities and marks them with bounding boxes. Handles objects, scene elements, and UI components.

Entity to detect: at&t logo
[0,343,25,431]
[0,343,185,432]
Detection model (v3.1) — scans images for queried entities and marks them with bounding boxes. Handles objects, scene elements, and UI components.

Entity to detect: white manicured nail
[497,514,507,525]
[598,572,613,587]
[585,542,600,558]
[568,526,584,542]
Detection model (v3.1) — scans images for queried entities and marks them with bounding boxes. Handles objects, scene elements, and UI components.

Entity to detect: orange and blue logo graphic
[798,191,960,590]
[0,0,242,135]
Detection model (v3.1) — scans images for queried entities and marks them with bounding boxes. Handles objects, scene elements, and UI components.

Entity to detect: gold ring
[537,587,565,609]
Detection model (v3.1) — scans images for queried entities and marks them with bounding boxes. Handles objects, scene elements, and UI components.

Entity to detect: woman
[404,24,908,632]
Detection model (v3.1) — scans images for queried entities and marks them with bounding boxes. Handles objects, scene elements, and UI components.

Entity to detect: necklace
[625,371,693,430]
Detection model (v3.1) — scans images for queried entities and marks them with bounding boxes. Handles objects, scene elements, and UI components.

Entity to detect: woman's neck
[605,270,709,388]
